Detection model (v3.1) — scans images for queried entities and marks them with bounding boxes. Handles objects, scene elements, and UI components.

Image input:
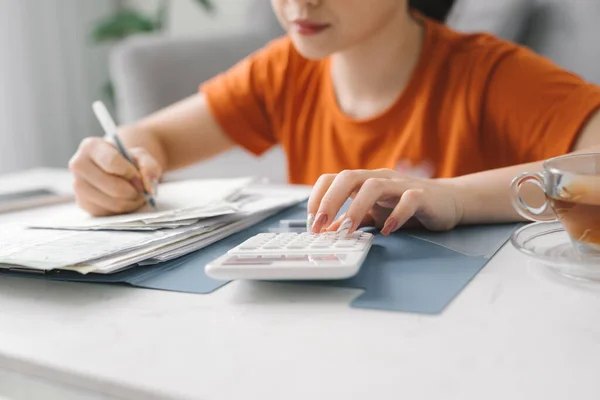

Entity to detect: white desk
[0,169,599,400]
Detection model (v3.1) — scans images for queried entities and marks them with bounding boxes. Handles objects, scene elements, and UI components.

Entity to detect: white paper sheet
[30,177,253,230]
[0,223,215,270]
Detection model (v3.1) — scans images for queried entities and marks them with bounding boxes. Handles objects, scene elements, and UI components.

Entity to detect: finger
[360,213,377,228]
[88,139,141,181]
[130,147,163,195]
[73,177,145,216]
[307,174,337,229]
[343,178,401,234]
[326,212,376,232]
[381,189,423,236]
[402,217,423,230]
[71,155,141,200]
[325,212,346,232]
[75,197,115,217]
[312,170,376,233]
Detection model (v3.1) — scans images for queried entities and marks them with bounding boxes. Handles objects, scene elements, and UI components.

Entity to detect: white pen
[92,101,156,208]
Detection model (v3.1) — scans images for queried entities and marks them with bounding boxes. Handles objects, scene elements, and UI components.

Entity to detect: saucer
[511,222,600,281]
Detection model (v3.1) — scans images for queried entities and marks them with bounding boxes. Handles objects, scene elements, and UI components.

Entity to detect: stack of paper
[35,177,252,231]
[0,178,310,275]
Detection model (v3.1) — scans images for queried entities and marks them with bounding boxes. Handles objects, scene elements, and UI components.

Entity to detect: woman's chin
[289,36,336,60]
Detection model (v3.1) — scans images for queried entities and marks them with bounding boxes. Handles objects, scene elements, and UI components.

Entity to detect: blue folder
[0,203,520,314]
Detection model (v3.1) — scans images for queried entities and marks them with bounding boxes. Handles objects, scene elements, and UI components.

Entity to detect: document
[0,178,311,275]
[31,177,253,230]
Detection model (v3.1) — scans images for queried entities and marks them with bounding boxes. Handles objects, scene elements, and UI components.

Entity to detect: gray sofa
[448,0,600,85]
[110,0,600,182]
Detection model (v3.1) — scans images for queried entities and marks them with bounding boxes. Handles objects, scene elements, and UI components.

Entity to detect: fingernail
[312,212,328,232]
[382,218,399,236]
[131,177,145,193]
[336,218,353,236]
[306,214,315,232]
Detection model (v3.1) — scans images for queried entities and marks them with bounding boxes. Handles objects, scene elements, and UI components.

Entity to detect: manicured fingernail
[306,214,315,232]
[312,212,328,232]
[382,218,399,236]
[131,177,145,193]
[336,218,353,236]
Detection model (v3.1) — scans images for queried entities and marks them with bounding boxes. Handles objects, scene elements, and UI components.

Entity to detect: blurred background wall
[0,0,272,174]
[130,0,251,38]
[0,0,112,173]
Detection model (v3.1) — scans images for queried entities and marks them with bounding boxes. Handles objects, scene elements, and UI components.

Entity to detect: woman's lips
[291,19,330,35]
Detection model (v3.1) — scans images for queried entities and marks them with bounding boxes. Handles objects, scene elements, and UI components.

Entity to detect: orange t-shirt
[201,16,600,185]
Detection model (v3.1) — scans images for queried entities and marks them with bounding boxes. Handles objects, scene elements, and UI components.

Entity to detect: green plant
[91,0,214,105]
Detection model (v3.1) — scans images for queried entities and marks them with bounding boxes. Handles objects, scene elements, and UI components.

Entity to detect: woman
[69,0,600,236]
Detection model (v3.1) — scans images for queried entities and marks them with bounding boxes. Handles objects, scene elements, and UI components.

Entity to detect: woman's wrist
[436,175,520,226]
[434,177,470,225]
[120,124,169,175]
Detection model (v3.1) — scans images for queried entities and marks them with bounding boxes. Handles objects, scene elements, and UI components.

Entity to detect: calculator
[205,231,374,280]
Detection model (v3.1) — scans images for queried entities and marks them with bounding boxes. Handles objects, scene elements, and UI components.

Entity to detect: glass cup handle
[509,172,555,222]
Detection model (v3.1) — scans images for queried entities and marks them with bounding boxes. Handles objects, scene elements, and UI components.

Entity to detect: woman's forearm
[443,161,542,225]
[119,123,170,174]
[447,145,600,226]
[117,94,235,173]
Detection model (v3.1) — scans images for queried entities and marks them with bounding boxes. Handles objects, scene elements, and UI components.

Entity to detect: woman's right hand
[68,137,163,216]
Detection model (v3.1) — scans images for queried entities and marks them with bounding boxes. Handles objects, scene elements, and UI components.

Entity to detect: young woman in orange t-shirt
[70,0,600,236]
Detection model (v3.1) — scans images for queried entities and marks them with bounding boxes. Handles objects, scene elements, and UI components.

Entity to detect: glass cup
[510,153,600,257]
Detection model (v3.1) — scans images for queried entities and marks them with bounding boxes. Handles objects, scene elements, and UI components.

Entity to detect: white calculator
[205,231,374,280]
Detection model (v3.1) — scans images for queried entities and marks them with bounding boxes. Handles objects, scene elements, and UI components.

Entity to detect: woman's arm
[448,110,600,225]
[69,93,236,216]
[118,93,236,173]
[70,36,289,217]
[307,110,600,235]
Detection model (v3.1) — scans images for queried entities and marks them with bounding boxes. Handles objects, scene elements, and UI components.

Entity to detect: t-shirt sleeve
[481,44,600,162]
[200,37,291,156]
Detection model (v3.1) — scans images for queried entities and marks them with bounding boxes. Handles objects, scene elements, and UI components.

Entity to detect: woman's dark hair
[408,0,457,23]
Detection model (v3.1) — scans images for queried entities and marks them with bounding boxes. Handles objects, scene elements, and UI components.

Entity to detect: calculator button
[262,254,283,259]
[315,236,334,241]
[310,242,330,248]
[334,241,356,248]
[237,255,259,259]
[280,233,298,238]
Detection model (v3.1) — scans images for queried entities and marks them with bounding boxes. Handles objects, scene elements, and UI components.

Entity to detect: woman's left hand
[307,169,465,236]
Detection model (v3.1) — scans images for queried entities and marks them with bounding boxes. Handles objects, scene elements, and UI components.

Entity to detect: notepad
[0,178,311,275]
